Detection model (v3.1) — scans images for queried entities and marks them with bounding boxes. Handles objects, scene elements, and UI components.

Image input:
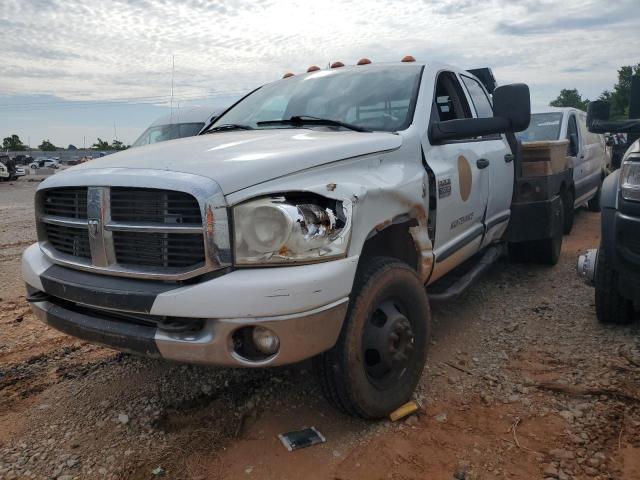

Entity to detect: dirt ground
[1,180,639,480]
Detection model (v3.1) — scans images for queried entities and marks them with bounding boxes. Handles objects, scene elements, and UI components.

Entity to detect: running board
[428,245,503,304]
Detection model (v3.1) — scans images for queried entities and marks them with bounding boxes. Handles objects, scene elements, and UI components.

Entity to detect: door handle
[476,158,490,169]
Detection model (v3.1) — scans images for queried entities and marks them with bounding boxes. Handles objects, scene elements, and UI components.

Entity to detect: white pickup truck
[517,107,609,233]
[23,59,562,418]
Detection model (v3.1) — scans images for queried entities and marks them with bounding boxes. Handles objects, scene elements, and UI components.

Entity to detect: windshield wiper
[257,115,371,133]
[204,123,254,134]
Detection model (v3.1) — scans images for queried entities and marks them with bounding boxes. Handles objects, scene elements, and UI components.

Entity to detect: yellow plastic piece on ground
[389,401,419,422]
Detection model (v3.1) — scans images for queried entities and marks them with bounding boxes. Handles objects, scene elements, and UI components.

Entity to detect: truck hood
[71,129,402,193]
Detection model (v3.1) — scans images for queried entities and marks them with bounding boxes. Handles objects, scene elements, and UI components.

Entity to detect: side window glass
[460,75,494,118]
[433,72,472,122]
[566,115,579,156]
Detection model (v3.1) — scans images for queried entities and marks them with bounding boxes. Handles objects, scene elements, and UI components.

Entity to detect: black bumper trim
[31,296,160,357]
[40,265,177,314]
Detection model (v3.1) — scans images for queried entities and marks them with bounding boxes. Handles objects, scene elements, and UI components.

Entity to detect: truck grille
[37,184,223,280]
[111,188,201,224]
[43,187,88,218]
[45,223,91,258]
[113,231,205,268]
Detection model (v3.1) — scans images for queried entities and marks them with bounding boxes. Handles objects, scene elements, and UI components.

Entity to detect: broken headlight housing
[620,156,640,202]
[233,194,351,265]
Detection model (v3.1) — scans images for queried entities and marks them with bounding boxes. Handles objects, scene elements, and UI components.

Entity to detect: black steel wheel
[315,257,430,418]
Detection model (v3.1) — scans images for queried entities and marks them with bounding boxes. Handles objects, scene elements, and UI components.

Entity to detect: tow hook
[576,249,598,286]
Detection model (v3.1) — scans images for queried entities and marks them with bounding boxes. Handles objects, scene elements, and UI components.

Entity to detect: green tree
[39,139,57,151]
[549,88,589,110]
[605,63,640,119]
[111,139,128,150]
[2,134,26,151]
[92,138,110,150]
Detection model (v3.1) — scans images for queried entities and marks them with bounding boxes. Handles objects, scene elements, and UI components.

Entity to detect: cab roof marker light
[282,72,295,78]
[356,58,371,65]
[307,65,321,72]
[330,61,345,69]
[401,55,416,63]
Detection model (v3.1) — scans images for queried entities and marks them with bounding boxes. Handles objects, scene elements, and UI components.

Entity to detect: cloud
[0,0,638,145]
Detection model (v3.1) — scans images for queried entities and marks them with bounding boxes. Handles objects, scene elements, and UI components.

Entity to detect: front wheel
[315,257,430,418]
[595,246,634,324]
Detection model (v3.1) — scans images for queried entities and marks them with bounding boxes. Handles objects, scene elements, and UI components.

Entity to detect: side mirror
[429,83,531,143]
[587,101,610,130]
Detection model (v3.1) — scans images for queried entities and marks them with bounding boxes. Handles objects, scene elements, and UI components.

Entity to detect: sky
[1,0,639,148]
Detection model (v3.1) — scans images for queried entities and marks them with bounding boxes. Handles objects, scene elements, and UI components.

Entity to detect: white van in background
[131,106,222,148]
[517,107,608,232]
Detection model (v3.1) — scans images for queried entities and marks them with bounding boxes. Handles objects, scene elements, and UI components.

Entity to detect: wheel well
[359,222,419,272]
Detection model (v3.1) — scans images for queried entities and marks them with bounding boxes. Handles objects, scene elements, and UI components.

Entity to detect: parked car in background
[0,157,25,181]
[30,158,60,170]
[517,107,609,233]
[131,106,222,148]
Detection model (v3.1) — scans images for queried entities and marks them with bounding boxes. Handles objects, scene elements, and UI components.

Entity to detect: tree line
[2,135,129,151]
[550,63,640,117]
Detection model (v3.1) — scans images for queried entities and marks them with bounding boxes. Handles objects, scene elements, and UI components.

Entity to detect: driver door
[422,71,489,283]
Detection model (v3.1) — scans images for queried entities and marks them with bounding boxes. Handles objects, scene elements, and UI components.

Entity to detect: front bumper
[23,244,356,366]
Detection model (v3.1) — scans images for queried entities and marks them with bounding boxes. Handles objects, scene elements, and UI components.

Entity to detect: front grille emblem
[88,219,100,238]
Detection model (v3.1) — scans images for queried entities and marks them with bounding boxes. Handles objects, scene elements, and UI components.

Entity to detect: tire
[588,183,602,212]
[562,189,574,235]
[509,200,564,265]
[595,246,633,324]
[314,257,430,418]
[533,199,564,265]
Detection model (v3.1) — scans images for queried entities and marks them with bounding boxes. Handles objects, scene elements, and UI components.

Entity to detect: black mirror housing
[429,83,531,143]
[493,83,531,132]
[587,101,610,129]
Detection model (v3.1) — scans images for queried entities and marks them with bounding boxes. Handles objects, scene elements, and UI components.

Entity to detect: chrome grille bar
[36,170,231,281]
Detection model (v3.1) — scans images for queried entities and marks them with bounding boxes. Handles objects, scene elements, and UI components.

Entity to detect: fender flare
[600,170,619,210]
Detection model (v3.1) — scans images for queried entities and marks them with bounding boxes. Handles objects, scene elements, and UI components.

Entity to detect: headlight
[621,157,640,202]
[233,194,351,265]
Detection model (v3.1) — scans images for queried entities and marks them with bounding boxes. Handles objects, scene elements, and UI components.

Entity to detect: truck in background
[577,76,640,325]
[131,106,222,148]
[517,107,609,234]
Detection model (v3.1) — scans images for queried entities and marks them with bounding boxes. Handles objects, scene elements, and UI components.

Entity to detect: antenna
[113,121,118,141]
[170,54,175,124]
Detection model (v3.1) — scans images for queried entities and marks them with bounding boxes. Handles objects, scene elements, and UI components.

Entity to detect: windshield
[209,65,423,132]
[132,122,205,147]
[517,113,563,142]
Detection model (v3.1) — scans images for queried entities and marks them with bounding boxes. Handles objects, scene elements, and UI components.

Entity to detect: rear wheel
[588,183,602,212]
[562,189,575,234]
[315,257,430,418]
[595,246,634,324]
[508,201,564,266]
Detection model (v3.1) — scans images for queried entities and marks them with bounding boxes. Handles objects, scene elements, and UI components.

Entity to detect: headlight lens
[621,157,640,202]
[233,194,351,265]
